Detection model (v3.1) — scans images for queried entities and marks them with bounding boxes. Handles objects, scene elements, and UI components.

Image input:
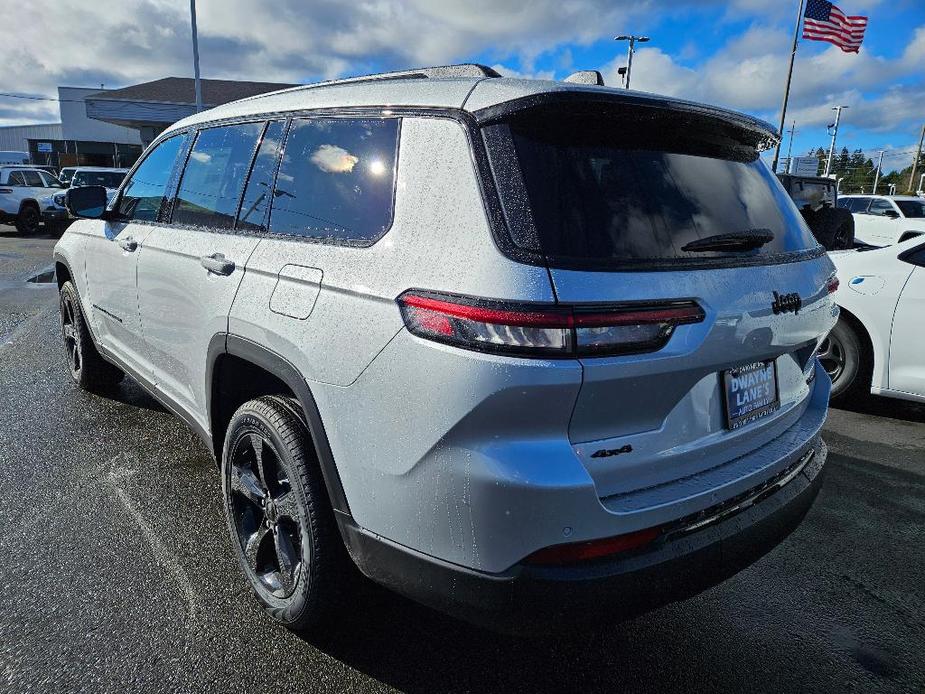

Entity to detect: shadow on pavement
[97,375,167,414]
[830,393,925,424]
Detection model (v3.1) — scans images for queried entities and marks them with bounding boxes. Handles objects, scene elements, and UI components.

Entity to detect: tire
[59,281,125,391]
[806,206,855,250]
[15,204,41,235]
[819,318,871,405]
[221,395,346,634]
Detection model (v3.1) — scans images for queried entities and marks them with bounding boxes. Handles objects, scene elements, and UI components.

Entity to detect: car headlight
[53,192,66,206]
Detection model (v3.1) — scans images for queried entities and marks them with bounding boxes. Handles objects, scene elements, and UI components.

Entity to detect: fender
[210,334,351,517]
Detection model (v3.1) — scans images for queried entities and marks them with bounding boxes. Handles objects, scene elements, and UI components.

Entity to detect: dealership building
[0,78,295,170]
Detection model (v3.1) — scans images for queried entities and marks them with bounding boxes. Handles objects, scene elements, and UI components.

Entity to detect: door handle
[200,252,235,276]
[118,237,138,252]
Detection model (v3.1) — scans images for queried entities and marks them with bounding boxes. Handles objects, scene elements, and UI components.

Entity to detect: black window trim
[898,239,925,267]
[126,104,824,271]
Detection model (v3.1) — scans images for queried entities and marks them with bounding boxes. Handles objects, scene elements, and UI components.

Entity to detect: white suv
[837,195,925,247]
[0,165,68,234]
[53,64,837,634]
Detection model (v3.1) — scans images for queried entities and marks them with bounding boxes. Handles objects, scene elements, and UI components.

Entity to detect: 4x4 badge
[772,291,802,315]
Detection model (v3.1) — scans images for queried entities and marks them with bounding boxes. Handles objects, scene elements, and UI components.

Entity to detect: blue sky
[2,0,923,173]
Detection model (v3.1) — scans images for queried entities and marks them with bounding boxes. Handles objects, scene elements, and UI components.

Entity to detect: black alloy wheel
[228,429,304,598]
[222,396,347,633]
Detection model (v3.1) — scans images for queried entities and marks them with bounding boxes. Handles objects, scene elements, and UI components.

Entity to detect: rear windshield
[485,108,818,268]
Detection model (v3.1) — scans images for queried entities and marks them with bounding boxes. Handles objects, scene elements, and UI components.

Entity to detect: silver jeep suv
[53,64,838,633]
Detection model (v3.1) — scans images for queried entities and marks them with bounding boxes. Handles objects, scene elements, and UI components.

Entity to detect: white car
[823,236,925,403]
[54,166,128,210]
[836,195,925,247]
[0,165,68,234]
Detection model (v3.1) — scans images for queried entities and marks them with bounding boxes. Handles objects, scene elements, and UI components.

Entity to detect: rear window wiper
[681,229,775,253]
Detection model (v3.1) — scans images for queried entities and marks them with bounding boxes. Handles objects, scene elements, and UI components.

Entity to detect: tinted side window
[173,122,263,229]
[269,118,399,243]
[848,198,870,212]
[836,197,851,209]
[237,121,286,232]
[8,171,26,186]
[23,171,44,187]
[118,135,185,222]
[869,199,895,216]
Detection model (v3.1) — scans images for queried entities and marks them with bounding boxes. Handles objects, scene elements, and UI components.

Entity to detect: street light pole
[872,150,884,195]
[190,0,203,113]
[614,35,650,90]
[824,105,848,177]
[908,123,925,194]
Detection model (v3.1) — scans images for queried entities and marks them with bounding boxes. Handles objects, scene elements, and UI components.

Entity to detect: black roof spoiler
[472,91,779,150]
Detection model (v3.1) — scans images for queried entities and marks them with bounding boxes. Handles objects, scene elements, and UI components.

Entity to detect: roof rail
[240,64,501,102]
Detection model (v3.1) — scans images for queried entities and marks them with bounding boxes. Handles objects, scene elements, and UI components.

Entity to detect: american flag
[803,0,868,53]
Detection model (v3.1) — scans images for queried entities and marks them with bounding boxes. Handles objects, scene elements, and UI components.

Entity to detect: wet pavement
[1,228,923,693]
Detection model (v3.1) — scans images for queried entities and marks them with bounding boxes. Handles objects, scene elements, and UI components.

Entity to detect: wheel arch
[207,334,351,516]
[835,305,880,390]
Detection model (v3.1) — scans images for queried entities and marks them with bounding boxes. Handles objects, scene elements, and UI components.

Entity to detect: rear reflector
[826,275,839,293]
[524,526,662,566]
[398,290,704,357]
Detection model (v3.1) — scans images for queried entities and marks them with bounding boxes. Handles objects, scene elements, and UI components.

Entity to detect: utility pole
[771,0,805,174]
[824,105,848,177]
[614,35,650,90]
[872,150,884,194]
[783,120,797,173]
[908,124,925,193]
[190,0,203,113]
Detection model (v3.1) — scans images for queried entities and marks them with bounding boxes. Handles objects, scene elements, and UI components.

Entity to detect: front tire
[15,205,41,235]
[221,395,346,634]
[820,318,870,405]
[59,281,124,391]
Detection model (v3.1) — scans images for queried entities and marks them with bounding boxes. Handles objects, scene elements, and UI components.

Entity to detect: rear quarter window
[268,117,399,244]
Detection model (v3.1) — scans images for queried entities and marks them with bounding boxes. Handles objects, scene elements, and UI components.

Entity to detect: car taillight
[524,526,663,566]
[397,290,705,357]
[0,188,13,194]
[826,275,839,293]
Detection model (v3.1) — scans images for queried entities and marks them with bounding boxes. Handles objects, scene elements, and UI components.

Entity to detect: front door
[84,132,189,381]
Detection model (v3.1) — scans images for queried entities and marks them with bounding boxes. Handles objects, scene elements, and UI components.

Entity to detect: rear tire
[820,318,871,405]
[59,281,124,391]
[221,395,347,635]
[15,204,41,235]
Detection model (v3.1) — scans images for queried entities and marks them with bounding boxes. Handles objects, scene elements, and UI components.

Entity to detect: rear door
[888,244,925,396]
[136,120,273,426]
[485,105,836,498]
[864,198,902,246]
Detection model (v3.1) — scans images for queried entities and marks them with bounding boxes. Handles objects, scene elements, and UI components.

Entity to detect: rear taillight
[0,188,13,194]
[827,275,839,293]
[397,290,704,357]
[524,526,662,566]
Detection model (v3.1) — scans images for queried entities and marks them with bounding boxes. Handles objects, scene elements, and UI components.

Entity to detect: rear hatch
[480,98,836,499]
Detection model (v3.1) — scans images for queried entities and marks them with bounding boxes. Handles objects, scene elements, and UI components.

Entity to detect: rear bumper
[341,436,827,633]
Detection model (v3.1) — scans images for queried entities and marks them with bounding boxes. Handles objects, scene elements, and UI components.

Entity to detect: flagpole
[771,0,806,174]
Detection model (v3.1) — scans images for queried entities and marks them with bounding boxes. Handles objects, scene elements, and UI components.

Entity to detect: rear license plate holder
[722,360,780,430]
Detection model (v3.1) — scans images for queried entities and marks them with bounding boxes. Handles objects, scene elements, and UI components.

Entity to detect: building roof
[86,77,298,106]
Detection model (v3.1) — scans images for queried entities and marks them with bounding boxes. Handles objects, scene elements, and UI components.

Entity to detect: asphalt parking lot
[1,227,923,694]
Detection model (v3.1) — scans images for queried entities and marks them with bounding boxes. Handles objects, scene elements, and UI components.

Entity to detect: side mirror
[66,185,108,219]
[884,210,900,219]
